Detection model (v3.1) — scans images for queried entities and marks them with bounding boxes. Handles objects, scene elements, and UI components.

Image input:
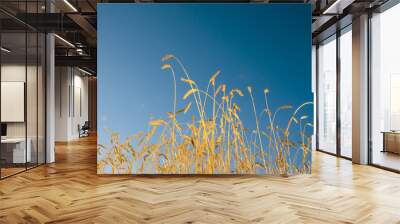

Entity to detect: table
[1,138,32,164]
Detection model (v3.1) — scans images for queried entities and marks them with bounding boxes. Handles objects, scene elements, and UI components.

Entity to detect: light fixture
[63,0,78,12]
[1,47,11,53]
[54,34,75,48]
[322,0,354,15]
[78,67,93,76]
[322,0,342,14]
[76,48,86,56]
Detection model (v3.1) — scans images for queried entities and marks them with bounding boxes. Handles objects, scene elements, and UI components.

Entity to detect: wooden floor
[0,167,26,178]
[1,135,400,224]
[372,150,400,171]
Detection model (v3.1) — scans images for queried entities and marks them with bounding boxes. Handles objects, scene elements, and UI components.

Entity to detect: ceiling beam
[67,13,97,43]
[55,55,96,73]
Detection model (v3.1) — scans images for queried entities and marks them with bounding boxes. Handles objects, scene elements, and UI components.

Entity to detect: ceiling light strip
[78,67,93,76]
[63,0,78,12]
[1,47,11,53]
[323,0,342,14]
[54,34,75,48]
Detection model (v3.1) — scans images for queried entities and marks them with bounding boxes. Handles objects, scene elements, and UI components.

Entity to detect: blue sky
[98,4,312,144]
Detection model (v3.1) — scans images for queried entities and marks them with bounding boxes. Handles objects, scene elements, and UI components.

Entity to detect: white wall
[72,72,89,138]
[55,67,89,141]
[55,67,69,141]
[1,65,41,137]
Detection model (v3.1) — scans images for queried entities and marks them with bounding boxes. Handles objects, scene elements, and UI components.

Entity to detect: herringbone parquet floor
[1,135,400,224]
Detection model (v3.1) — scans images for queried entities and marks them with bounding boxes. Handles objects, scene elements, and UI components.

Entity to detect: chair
[79,121,90,138]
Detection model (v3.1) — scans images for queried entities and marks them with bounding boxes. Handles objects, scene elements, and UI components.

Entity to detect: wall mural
[97,4,312,175]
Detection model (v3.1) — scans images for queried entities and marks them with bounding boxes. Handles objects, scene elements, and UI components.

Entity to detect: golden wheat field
[97,54,313,176]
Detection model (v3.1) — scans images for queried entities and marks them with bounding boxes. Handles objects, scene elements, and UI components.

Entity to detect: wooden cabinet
[382,132,400,154]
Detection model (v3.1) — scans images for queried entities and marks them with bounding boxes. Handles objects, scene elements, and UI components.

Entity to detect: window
[339,27,352,158]
[0,1,46,179]
[318,35,337,154]
[316,26,353,159]
[370,3,400,171]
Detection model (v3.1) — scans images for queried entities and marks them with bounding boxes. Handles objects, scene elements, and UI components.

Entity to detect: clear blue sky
[98,4,312,143]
